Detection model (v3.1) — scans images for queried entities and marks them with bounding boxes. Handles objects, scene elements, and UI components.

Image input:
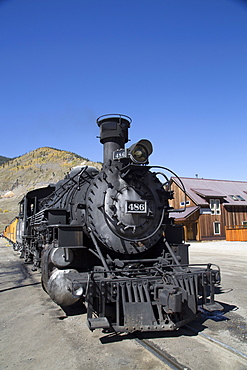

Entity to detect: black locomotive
[12,114,222,332]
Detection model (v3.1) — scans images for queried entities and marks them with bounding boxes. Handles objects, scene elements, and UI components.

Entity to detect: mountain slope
[0,147,101,232]
[0,155,11,166]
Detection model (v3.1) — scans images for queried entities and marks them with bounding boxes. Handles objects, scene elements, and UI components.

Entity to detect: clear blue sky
[1,0,247,181]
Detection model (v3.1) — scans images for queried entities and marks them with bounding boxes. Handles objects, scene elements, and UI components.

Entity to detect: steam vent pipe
[96,114,132,164]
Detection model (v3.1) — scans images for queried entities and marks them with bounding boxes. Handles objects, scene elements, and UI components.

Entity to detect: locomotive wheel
[13,243,19,251]
[41,274,47,293]
[41,244,56,293]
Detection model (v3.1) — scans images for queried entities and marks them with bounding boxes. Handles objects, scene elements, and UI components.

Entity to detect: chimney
[96,114,131,164]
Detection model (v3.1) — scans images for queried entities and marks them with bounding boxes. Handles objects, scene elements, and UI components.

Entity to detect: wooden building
[169,177,247,241]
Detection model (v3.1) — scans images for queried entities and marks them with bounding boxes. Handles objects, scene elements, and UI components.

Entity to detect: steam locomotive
[4,114,222,332]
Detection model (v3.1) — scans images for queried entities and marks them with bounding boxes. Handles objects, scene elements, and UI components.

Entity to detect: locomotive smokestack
[97,114,132,164]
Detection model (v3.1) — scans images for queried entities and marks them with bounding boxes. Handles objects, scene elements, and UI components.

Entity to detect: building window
[242,221,247,228]
[180,200,190,207]
[229,195,245,201]
[214,222,221,235]
[236,195,245,201]
[210,199,221,215]
[229,195,238,201]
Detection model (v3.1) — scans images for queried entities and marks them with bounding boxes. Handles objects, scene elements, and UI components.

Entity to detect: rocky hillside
[0,155,11,166]
[0,147,101,232]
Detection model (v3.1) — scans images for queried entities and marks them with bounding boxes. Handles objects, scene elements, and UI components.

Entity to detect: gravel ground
[189,240,247,318]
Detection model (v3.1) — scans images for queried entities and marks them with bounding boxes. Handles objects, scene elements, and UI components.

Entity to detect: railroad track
[184,324,247,361]
[134,334,189,370]
[133,324,247,370]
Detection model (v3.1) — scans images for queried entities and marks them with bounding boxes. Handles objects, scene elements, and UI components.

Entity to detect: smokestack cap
[96,114,132,144]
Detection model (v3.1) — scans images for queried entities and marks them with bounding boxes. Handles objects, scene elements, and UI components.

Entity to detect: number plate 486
[126,201,147,213]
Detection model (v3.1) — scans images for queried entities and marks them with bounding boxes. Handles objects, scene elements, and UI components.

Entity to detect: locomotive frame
[3,114,222,333]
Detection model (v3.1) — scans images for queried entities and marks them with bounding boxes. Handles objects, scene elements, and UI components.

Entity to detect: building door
[187,223,197,240]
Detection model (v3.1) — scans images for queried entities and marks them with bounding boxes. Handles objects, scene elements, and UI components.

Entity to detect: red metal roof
[191,188,226,198]
[169,206,200,220]
[171,177,247,206]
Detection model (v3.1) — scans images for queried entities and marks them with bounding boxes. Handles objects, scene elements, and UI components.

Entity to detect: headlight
[128,139,153,164]
[130,144,149,163]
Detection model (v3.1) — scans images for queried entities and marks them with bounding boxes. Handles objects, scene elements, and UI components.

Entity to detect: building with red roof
[169,177,247,241]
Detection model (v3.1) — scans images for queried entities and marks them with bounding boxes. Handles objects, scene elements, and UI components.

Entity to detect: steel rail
[185,325,247,361]
[134,335,189,370]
